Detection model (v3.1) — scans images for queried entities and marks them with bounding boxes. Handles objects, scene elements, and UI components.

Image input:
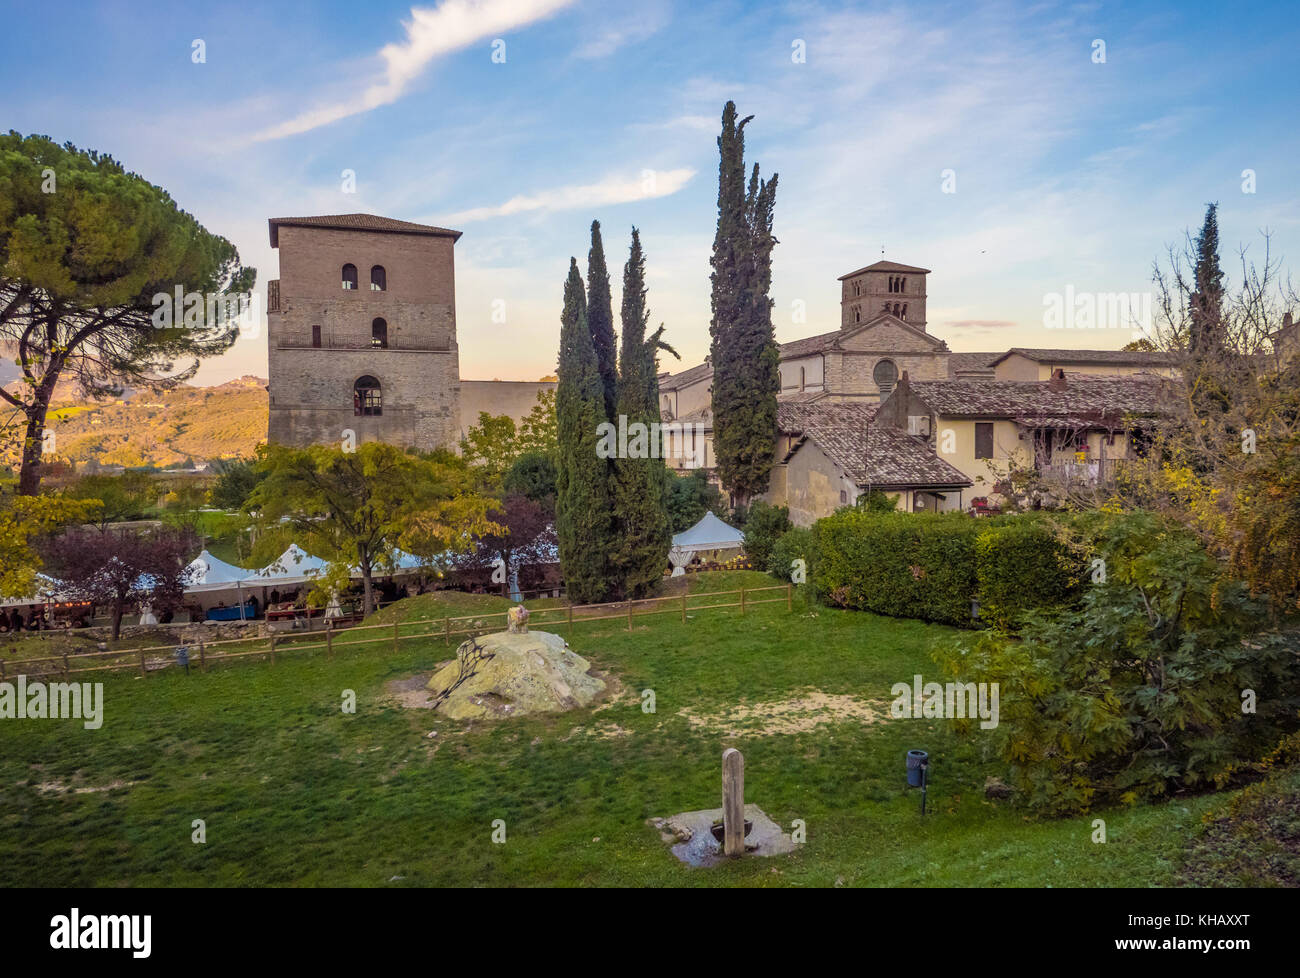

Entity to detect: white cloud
[253,0,576,142]
[439,167,696,223]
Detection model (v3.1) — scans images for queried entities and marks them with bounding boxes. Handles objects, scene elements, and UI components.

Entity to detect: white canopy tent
[668,512,745,576]
[241,544,329,589]
[184,550,254,593]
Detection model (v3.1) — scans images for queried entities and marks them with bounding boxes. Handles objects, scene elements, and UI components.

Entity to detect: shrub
[768,527,817,582]
[856,489,898,512]
[743,501,792,570]
[932,512,1300,815]
[974,518,1084,629]
[813,511,982,625]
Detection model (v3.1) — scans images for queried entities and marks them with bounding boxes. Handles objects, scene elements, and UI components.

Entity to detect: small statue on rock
[507,604,529,634]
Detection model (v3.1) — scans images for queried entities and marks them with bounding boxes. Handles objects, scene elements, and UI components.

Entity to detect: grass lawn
[0,571,1228,887]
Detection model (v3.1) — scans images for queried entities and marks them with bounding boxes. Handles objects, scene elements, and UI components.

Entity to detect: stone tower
[265,214,462,452]
[838,260,929,331]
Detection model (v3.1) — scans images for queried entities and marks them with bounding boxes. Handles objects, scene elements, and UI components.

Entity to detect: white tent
[184,550,254,593]
[241,544,329,588]
[668,512,745,576]
[0,574,66,609]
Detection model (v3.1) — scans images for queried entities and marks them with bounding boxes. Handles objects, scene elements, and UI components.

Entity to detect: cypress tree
[1189,202,1225,359]
[611,228,678,597]
[555,258,613,602]
[587,220,619,421]
[709,101,780,509]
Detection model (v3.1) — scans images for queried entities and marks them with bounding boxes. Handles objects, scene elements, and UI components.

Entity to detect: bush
[974,518,1084,629]
[768,527,817,582]
[813,511,982,625]
[666,470,725,533]
[743,501,791,570]
[932,512,1300,815]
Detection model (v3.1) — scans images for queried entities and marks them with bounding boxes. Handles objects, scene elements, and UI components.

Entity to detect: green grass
[0,571,1231,886]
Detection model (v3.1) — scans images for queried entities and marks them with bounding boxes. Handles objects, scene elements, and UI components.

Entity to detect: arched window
[873,358,899,395]
[342,264,358,290]
[353,376,382,416]
[370,265,386,291]
[900,277,906,293]
[901,303,908,321]
[371,318,388,349]
[853,305,861,323]
[311,324,321,348]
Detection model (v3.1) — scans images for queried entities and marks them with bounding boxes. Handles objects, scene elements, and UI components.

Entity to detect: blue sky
[3,0,1298,384]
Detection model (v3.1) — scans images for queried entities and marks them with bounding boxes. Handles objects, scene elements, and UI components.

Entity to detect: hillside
[2,376,268,468]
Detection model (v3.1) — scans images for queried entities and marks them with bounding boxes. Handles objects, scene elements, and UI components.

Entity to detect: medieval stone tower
[838,260,929,331]
[265,214,462,452]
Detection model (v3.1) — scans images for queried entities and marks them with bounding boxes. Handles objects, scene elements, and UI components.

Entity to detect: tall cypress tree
[709,101,780,509]
[587,220,619,421]
[1189,202,1225,359]
[555,258,613,602]
[611,228,678,597]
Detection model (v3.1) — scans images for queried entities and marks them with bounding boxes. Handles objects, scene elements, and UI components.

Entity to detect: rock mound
[426,629,606,720]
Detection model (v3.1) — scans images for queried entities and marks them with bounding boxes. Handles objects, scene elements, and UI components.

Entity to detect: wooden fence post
[63,653,70,678]
[740,586,746,616]
[269,633,277,665]
[787,582,793,612]
[139,650,147,677]
[393,620,399,655]
[444,617,451,646]
[627,600,634,631]
[199,640,207,673]
[568,604,574,634]
[326,625,333,658]
[681,592,687,623]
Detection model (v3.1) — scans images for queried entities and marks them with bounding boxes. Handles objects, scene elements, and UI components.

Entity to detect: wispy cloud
[253,0,576,142]
[440,167,696,223]
[572,3,670,59]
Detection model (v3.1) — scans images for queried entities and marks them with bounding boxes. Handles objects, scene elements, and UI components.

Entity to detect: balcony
[1038,457,1126,486]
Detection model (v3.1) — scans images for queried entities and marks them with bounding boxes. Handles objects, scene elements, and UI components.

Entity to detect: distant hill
[1,376,268,468]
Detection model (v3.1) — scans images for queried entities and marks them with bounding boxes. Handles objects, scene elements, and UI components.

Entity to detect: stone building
[266,214,463,452]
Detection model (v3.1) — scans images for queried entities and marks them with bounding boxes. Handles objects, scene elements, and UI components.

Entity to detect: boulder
[426,629,605,720]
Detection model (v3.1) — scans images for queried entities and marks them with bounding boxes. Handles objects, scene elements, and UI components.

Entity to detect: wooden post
[627,599,633,631]
[393,620,399,654]
[444,617,451,646]
[139,650,147,677]
[740,586,746,616]
[199,640,207,673]
[326,625,333,658]
[269,633,277,665]
[681,592,687,623]
[568,604,574,634]
[63,653,70,677]
[722,748,745,857]
[787,582,793,612]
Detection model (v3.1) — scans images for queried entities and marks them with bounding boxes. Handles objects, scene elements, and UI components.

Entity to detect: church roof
[838,260,931,280]
[269,214,462,247]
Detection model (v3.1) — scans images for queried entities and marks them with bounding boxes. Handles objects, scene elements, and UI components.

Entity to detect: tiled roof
[778,328,842,359]
[777,401,970,489]
[269,214,462,246]
[907,374,1171,420]
[659,360,713,391]
[947,352,1001,377]
[838,260,931,279]
[990,347,1177,366]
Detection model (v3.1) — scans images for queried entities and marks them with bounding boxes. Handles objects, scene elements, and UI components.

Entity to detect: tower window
[353,376,382,416]
[371,318,388,349]
[853,305,861,323]
[342,264,358,290]
[311,324,321,348]
[370,265,386,291]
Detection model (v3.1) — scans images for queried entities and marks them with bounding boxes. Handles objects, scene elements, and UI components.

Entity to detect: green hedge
[810,511,1083,627]
[768,526,817,583]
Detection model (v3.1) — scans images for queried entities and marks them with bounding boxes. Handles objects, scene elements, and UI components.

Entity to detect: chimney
[1048,367,1067,392]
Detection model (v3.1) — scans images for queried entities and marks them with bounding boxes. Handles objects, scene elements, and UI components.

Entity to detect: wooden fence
[0,584,795,681]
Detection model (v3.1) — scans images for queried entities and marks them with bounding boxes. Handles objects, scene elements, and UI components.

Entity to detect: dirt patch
[32,779,138,795]
[386,673,439,710]
[563,721,632,741]
[676,688,889,737]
